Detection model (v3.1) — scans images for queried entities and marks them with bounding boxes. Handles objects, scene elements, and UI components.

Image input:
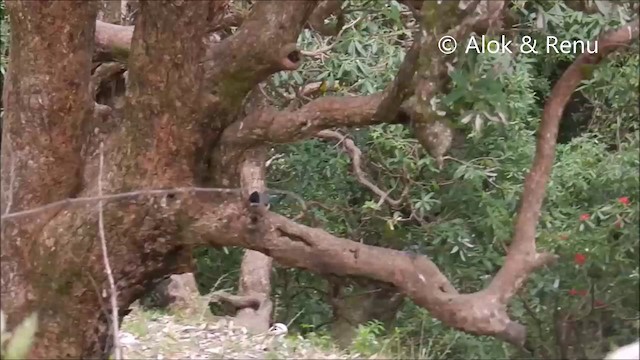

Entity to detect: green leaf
[354,41,366,57]
[292,71,303,84]
[452,165,468,180]
[4,313,38,360]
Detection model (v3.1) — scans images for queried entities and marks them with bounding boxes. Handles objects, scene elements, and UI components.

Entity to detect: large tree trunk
[1,2,101,357]
[1,1,229,357]
[1,1,316,357]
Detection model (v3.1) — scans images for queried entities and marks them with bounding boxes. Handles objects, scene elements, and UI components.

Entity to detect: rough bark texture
[233,146,274,333]
[1,0,638,358]
[1,2,98,356]
[2,1,229,358]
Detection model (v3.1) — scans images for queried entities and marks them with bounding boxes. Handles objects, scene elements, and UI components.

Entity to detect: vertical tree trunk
[1,2,98,357]
[235,147,274,332]
[1,1,227,357]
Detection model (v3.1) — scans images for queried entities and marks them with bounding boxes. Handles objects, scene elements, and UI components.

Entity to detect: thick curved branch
[203,1,318,100]
[370,27,422,125]
[220,1,509,150]
[220,93,388,146]
[209,291,263,311]
[316,130,408,208]
[94,20,133,62]
[194,208,528,345]
[93,1,317,87]
[488,18,640,300]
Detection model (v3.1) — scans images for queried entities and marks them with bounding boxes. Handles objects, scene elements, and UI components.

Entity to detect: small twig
[286,309,304,328]
[265,154,284,168]
[2,139,16,216]
[86,273,116,356]
[316,130,408,208]
[97,143,121,360]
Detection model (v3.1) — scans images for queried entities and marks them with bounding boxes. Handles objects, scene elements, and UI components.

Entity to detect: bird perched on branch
[247,191,270,226]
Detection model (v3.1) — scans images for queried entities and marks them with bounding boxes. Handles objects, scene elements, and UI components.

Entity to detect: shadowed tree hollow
[0,0,638,358]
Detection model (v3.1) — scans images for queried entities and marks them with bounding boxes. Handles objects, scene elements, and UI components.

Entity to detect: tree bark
[1,2,98,356]
[2,1,227,358]
[234,146,274,333]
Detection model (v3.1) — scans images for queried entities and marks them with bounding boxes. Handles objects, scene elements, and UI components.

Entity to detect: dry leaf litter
[120,305,369,359]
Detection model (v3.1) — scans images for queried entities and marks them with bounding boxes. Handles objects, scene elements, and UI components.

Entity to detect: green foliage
[1,0,7,125]
[0,311,38,360]
[0,0,7,77]
[350,320,385,356]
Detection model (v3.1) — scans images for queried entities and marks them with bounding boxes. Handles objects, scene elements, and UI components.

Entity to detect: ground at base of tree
[120,305,369,359]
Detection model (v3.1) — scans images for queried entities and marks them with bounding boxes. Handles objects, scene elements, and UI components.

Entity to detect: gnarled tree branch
[369,27,422,125]
[487,18,640,301]
[220,93,387,147]
[220,0,508,151]
[203,1,318,102]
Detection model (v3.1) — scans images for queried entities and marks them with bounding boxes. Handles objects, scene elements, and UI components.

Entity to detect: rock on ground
[140,273,199,312]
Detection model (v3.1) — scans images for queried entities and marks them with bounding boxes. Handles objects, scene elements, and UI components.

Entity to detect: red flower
[594,300,607,308]
[579,213,590,222]
[618,196,630,206]
[568,289,588,296]
[574,253,587,266]
[559,234,569,241]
